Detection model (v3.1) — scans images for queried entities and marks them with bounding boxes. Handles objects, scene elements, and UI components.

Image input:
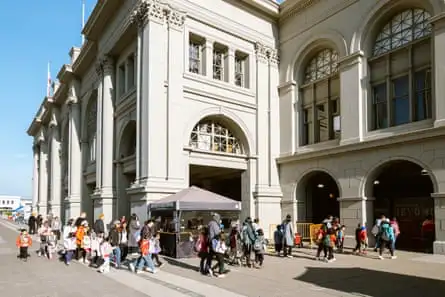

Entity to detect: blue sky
[0,1,95,199]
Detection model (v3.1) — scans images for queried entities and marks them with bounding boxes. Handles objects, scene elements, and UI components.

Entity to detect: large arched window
[189,120,242,154]
[87,98,97,162]
[370,8,432,130]
[300,48,340,145]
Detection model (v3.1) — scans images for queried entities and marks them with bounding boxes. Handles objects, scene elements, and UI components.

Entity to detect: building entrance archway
[296,171,340,224]
[369,160,435,252]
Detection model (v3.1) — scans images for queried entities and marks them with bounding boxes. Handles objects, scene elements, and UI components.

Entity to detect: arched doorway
[297,171,340,224]
[187,115,250,223]
[117,120,137,219]
[369,160,435,252]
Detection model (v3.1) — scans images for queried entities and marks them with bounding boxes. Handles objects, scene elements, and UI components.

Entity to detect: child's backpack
[253,237,262,251]
[380,225,391,241]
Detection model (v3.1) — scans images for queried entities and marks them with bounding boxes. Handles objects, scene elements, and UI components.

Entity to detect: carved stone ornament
[131,0,165,28]
[67,81,79,105]
[255,42,279,65]
[102,56,114,76]
[255,42,269,63]
[95,61,103,77]
[166,8,186,30]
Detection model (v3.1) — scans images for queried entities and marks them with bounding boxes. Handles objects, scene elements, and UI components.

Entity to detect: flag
[47,62,51,97]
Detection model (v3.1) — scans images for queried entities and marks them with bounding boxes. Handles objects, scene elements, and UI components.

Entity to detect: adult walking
[28,212,37,235]
[128,214,141,255]
[206,213,221,274]
[241,217,256,268]
[94,214,106,238]
[51,216,62,241]
[282,214,294,258]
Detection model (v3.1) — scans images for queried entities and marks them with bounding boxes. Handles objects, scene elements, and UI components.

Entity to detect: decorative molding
[338,51,364,71]
[131,0,165,28]
[67,80,80,105]
[255,42,279,65]
[95,60,103,78]
[280,0,321,23]
[166,7,186,31]
[102,55,114,76]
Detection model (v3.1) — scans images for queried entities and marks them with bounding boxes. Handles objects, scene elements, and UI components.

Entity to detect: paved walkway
[2,219,445,297]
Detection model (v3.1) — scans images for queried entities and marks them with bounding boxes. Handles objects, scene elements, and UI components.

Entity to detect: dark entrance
[372,160,434,252]
[189,165,243,202]
[303,171,340,224]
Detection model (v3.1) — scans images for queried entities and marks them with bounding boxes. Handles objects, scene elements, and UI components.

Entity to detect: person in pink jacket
[390,217,400,250]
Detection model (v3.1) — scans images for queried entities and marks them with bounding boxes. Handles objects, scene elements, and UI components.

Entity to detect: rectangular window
[317,103,329,142]
[127,55,135,90]
[213,49,224,80]
[303,108,313,145]
[118,64,125,97]
[392,75,410,126]
[189,40,202,74]
[331,99,341,138]
[414,69,432,121]
[373,83,388,129]
[235,55,245,87]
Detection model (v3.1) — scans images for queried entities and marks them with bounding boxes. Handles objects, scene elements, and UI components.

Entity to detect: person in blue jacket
[378,220,396,260]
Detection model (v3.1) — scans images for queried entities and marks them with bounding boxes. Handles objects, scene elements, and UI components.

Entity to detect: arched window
[87,99,97,162]
[301,48,340,145]
[370,8,432,130]
[189,120,242,154]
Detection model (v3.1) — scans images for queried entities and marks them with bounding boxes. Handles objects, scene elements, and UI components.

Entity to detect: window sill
[183,72,254,97]
[296,139,340,154]
[364,119,434,142]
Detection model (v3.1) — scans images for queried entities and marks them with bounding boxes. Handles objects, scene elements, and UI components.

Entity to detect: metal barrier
[295,223,312,242]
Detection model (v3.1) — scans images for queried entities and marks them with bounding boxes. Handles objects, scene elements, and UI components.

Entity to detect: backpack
[253,237,262,251]
[371,225,379,236]
[381,226,390,241]
[194,237,202,252]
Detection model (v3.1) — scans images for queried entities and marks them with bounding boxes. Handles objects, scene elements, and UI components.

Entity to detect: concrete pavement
[2,218,445,297]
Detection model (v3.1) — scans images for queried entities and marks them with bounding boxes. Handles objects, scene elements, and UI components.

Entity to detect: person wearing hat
[94,214,105,237]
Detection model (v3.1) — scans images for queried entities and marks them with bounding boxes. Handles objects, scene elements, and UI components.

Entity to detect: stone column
[38,138,49,216]
[66,82,82,219]
[93,57,116,222]
[432,193,445,254]
[49,111,62,219]
[32,144,40,212]
[338,51,364,145]
[431,13,445,128]
[227,48,235,84]
[278,81,297,154]
[166,8,187,183]
[203,39,213,77]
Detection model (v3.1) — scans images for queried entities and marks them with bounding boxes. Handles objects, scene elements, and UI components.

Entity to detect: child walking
[16,229,32,261]
[273,224,283,256]
[151,232,164,267]
[196,227,209,275]
[253,229,268,268]
[98,237,113,273]
[211,233,228,278]
[336,225,345,253]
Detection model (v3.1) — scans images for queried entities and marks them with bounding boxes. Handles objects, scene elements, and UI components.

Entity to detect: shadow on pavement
[163,257,200,272]
[295,266,445,297]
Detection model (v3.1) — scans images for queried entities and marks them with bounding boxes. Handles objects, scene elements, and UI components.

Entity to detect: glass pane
[317,104,329,142]
[375,102,388,129]
[416,92,426,121]
[373,83,387,103]
[392,76,409,98]
[304,49,339,83]
[393,97,410,125]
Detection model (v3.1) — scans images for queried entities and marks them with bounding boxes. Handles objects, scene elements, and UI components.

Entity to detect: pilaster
[431,193,445,254]
[253,43,282,191]
[338,51,364,145]
[278,81,297,154]
[227,48,235,84]
[203,39,214,78]
[430,13,445,128]
[92,56,116,221]
[38,138,49,216]
[32,144,40,212]
[49,109,62,219]
[65,81,82,219]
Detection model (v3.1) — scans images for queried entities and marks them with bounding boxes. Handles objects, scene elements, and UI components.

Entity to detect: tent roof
[148,186,241,211]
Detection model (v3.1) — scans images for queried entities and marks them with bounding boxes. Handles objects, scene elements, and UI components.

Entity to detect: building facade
[0,196,21,211]
[27,0,445,254]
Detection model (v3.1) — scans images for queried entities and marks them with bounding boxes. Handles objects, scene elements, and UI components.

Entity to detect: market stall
[148,186,241,258]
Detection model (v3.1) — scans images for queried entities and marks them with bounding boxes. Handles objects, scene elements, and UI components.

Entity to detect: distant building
[0,196,21,211]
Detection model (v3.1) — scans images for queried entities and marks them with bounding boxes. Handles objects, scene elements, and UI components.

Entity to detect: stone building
[27,0,445,254]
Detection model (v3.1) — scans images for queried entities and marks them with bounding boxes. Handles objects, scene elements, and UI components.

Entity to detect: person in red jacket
[16,229,32,261]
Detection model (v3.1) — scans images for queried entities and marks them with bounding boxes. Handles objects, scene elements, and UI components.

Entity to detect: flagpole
[81,0,86,45]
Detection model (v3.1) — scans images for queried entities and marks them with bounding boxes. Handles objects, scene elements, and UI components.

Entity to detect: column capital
[95,60,103,77]
[67,80,80,105]
[255,42,279,65]
[166,7,186,31]
[131,0,165,28]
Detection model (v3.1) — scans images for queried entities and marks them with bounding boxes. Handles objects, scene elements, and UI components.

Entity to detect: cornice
[82,0,123,41]
[279,0,321,23]
[277,125,445,165]
[82,0,105,39]
[72,40,96,77]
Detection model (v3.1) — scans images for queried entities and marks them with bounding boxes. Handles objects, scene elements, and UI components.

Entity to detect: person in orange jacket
[16,229,32,261]
[76,221,89,262]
